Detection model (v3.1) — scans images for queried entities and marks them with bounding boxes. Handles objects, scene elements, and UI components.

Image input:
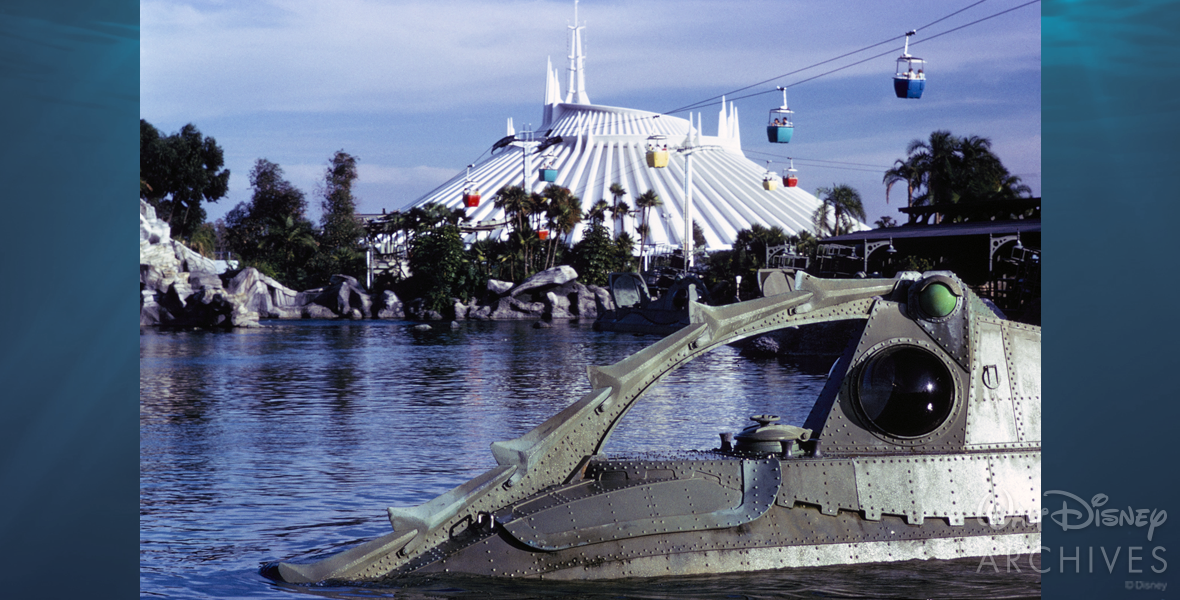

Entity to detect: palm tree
[634,189,662,268]
[493,185,531,235]
[905,130,959,207]
[883,159,919,207]
[994,173,1033,200]
[813,184,867,237]
[587,199,610,224]
[541,184,583,269]
[608,182,629,237]
[887,131,1031,214]
[954,134,1006,202]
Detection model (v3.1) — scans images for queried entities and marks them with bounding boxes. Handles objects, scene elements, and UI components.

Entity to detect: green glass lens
[919,282,957,317]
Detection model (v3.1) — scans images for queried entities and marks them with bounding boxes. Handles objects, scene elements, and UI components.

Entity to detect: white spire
[542,56,562,128]
[507,117,515,136]
[730,103,740,146]
[717,96,729,140]
[564,0,590,104]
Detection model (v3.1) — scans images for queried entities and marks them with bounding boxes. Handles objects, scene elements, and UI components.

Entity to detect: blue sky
[140,0,1040,227]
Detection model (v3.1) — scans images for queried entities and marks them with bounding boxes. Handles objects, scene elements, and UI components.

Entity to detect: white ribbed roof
[400,10,860,250]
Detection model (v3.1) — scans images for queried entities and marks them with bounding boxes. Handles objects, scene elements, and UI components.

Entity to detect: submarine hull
[265,271,1041,584]
[392,453,1039,579]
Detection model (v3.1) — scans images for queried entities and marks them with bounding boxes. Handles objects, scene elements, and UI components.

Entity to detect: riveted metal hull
[264,271,1040,584]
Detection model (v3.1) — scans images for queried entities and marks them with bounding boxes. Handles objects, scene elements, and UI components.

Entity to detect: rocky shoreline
[140,201,615,328]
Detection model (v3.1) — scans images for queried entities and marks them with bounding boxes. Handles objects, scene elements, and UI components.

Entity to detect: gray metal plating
[263,270,1042,583]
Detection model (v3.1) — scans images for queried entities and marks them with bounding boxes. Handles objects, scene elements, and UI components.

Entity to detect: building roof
[397,11,861,251]
[824,218,1040,243]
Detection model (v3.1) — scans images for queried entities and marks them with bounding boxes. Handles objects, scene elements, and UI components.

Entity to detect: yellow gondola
[646,134,669,168]
[762,161,778,191]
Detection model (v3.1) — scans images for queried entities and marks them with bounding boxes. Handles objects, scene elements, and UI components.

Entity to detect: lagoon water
[140,320,1039,599]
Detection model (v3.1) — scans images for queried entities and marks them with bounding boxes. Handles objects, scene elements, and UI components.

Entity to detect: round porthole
[919,282,957,317]
[855,346,955,438]
[910,275,963,321]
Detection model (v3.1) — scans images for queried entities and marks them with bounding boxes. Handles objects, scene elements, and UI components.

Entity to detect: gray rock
[375,290,405,319]
[376,306,404,319]
[487,279,514,296]
[225,268,300,319]
[484,295,545,320]
[302,304,337,319]
[450,321,461,330]
[532,321,552,328]
[412,324,432,331]
[546,291,573,320]
[742,335,781,358]
[296,274,372,318]
[510,265,578,298]
[188,271,224,291]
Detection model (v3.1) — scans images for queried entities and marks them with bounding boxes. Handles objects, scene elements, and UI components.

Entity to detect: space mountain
[400,17,858,252]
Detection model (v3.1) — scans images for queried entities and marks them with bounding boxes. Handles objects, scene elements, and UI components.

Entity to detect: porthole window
[855,346,954,438]
[910,275,963,321]
[919,282,957,318]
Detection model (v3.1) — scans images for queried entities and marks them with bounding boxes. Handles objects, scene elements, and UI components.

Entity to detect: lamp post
[863,239,896,273]
[989,233,1021,272]
[682,147,699,274]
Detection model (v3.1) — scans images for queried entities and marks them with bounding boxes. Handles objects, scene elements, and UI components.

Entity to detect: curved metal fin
[270,528,418,584]
[502,459,781,551]
[387,464,516,554]
[489,387,612,485]
[793,273,899,314]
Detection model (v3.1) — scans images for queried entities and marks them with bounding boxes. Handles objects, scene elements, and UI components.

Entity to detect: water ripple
[141,321,1037,599]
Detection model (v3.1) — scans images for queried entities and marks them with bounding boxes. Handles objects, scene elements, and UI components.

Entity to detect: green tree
[874,215,898,229]
[569,221,617,287]
[140,120,230,240]
[886,130,1033,213]
[188,222,218,258]
[314,150,367,282]
[883,158,919,208]
[614,232,638,272]
[608,183,629,237]
[813,184,867,237]
[586,199,610,224]
[407,222,467,315]
[493,185,544,279]
[705,224,788,301]
[692,220,707,253]
[224,159,317,288]
[634,189,662,266]
[541,184,582,269]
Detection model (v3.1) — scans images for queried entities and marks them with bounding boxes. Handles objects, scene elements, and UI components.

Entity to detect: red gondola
[461,164,481,207]
[782,158,798,188]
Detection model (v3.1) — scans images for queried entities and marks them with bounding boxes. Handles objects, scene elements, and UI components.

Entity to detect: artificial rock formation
[466,266,612,321]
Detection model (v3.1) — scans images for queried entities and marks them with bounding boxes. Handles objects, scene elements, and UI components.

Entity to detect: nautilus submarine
[263,270,1040,583]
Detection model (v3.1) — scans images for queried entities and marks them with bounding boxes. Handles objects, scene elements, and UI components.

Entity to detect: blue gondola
[766,86,794,143]
[539,154,558,182]
[893,30,926,99]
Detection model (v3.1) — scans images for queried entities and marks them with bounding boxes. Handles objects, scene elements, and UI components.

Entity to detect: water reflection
[141,320,1037,599]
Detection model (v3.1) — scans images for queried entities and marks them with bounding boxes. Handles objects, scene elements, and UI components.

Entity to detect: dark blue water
[140,320,1039,599]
